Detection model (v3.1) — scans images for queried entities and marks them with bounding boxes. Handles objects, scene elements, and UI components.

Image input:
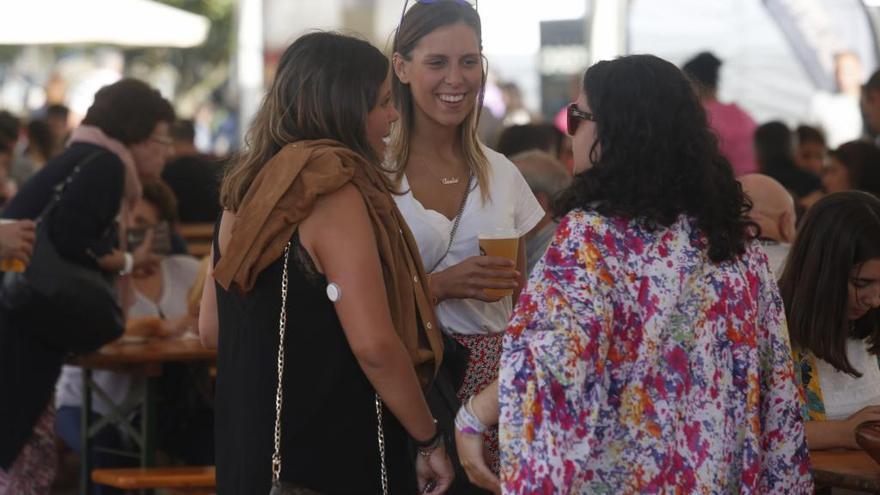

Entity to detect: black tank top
[213,230,415,494]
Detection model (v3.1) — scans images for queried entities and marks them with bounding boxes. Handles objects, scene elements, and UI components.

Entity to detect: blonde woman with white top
[390,0,543,472]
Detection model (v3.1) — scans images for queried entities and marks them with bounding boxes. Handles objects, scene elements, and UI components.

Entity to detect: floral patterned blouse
[498,209,812,494]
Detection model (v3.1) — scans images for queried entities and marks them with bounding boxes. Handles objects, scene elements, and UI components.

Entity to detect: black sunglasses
[395,0,478,50]
[567,103,595,136]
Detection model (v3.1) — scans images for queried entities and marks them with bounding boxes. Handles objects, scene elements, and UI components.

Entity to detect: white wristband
[455,396,488,435]
[119,252,134,275]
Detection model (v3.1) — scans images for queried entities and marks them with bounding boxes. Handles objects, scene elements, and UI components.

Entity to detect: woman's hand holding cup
[430,255,520,303]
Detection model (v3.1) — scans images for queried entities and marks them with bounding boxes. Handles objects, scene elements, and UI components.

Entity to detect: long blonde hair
[220,32,392,212]
[390,0,491,202]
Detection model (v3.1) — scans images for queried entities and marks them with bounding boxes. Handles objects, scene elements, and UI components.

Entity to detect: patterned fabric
[794,347,880,421]
[452,332,504,473]
[793,350,827,421]
[498,209,812,494]
[0,403,56,495]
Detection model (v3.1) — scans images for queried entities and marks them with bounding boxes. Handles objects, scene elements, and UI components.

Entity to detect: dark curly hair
[553,54,752,263]
[81,78,175,145]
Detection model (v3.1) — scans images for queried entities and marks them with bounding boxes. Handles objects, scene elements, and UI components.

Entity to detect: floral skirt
[0,403,56,495]
[451,332,503,474]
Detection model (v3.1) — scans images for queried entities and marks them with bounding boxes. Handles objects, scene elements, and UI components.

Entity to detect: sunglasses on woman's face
[567,103,595,137]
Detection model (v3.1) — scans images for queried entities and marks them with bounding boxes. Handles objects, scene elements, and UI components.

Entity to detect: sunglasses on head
[396,0,478,50]
[567,103,595,136]
[402,0,477,10]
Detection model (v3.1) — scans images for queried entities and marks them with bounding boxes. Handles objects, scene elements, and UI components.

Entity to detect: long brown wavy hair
[220,32,390,212]
[389,0,491,202]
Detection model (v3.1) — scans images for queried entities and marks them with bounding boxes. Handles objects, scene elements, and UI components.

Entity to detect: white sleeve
[168,255,202,290]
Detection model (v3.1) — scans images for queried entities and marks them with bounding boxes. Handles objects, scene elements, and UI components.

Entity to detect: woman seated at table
[780,191,880,450]
[54,181,204,493]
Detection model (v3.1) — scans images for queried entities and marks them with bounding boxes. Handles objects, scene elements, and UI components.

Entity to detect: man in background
[161,119,223,223]
[738,173,796,275]
[683,52,758,176]
[808,51,864,148]
[510,150,571,274]
[45,104,71,157]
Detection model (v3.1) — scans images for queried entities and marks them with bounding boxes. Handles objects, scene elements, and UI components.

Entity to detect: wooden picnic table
[69,335,217,494]
[811,449,880,493]
[70,335,216,370]
[176,222,214,258]
[92,465,216,490]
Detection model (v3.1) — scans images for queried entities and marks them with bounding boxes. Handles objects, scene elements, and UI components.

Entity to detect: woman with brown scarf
[198,32,452,494]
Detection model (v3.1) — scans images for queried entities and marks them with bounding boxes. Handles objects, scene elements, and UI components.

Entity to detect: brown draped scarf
[213,139,442,386]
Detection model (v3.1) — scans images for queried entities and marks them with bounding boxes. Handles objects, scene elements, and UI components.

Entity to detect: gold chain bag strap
[269,242,389,495]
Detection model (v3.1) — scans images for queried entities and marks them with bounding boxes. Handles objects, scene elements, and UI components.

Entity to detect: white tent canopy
[629,0,876,126]
[0,0,209,47]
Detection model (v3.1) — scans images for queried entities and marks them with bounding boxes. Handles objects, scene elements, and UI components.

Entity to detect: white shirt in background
[816,338,880,421]
[759,240,790,278]
[808,92,863,149]
[55,255,201,415]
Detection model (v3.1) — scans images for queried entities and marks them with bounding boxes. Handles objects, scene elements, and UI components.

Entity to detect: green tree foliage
[126,0,235,98]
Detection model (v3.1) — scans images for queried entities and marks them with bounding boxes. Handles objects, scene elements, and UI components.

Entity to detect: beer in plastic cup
[478,228,519,299]
[0,258,25,273]
[0,220,26,273]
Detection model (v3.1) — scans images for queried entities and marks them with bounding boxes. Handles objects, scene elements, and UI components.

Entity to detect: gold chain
[420,160,464,186]
[375,395,389,495]
[271,242,387,494]
[271,242,291,483]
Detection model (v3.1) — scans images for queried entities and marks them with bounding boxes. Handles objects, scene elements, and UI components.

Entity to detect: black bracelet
[416,431,444,457]
[414,419,442,455]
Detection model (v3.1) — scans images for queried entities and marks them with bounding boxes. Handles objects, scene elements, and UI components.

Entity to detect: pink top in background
[704,100,758,176]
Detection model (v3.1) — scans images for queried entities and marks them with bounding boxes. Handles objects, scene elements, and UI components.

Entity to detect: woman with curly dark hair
[453,55,812,493]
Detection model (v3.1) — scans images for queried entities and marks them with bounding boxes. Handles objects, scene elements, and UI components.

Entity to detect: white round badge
[326,283,342,302]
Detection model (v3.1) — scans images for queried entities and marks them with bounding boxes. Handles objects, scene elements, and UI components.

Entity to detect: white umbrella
[0,0,210,47]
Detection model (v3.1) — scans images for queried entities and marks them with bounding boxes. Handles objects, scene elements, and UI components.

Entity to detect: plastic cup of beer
[478,228,519,299]
[0,219,27,273]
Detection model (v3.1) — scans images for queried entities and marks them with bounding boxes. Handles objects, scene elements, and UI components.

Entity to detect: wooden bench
[177,223,214,258]
[92,466,215,494]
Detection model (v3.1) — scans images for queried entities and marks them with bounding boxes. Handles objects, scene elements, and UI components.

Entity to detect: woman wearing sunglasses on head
[389,0,543,478]
[453,55,812,494]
